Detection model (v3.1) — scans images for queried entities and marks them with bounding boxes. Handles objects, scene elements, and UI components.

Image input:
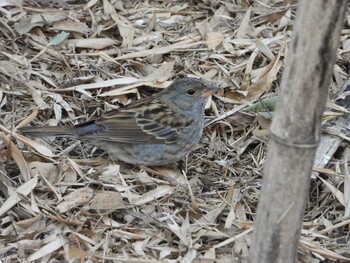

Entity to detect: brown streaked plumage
[19,77,218,165]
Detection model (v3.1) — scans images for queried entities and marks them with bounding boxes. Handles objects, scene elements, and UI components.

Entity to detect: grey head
[160,77,218,115]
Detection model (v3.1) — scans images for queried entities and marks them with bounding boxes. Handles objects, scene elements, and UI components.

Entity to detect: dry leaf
[205,32,224,50]
[0,176,38,217]
[67,246,86,260]
[247,56,282,100]
[89,191,125,210]
[344,149,350,216]
[318,176,345,206]
[145,61,175,82]
[52,20,90,34]
[15,133,55,157]
[115,39,203,60]
[236,6,252,38]
[58,77,140,91]
[27,237,67,261]
[131,185,173,205]
[110,229,146,240]
[56,187,94,213]
[0,134,31,181]
[66,38,116,49]
[99,81,171,97]
[28,162,59,183]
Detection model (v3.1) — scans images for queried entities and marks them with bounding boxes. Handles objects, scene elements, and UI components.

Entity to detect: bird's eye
[187,89,195,95]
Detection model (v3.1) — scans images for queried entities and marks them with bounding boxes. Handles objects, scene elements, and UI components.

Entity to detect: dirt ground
[0,0,349,262]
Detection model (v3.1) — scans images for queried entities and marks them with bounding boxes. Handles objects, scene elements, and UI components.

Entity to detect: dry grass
[1,0,350,262]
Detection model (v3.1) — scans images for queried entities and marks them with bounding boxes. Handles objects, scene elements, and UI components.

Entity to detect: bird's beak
[201,85,219,97]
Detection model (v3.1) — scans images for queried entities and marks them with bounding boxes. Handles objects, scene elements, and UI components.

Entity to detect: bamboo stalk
[249,1,347,262]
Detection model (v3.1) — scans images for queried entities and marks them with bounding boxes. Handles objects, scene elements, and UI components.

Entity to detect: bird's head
[161,77,219,113]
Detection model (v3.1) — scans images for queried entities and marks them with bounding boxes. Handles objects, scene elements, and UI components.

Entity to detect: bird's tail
[18,125,76,137]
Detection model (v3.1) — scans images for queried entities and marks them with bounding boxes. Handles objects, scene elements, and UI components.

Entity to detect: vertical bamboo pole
[249,1,347,262]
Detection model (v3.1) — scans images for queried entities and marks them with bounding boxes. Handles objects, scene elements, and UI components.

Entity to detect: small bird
[19,78,218,166]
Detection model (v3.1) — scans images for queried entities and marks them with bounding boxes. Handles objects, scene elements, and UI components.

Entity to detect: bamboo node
[269,131,320,149]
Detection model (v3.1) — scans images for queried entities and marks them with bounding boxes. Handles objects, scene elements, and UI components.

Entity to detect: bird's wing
[79,98,193,144]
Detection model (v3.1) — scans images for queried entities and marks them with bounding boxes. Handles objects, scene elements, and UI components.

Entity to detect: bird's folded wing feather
[79,98,193,144]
